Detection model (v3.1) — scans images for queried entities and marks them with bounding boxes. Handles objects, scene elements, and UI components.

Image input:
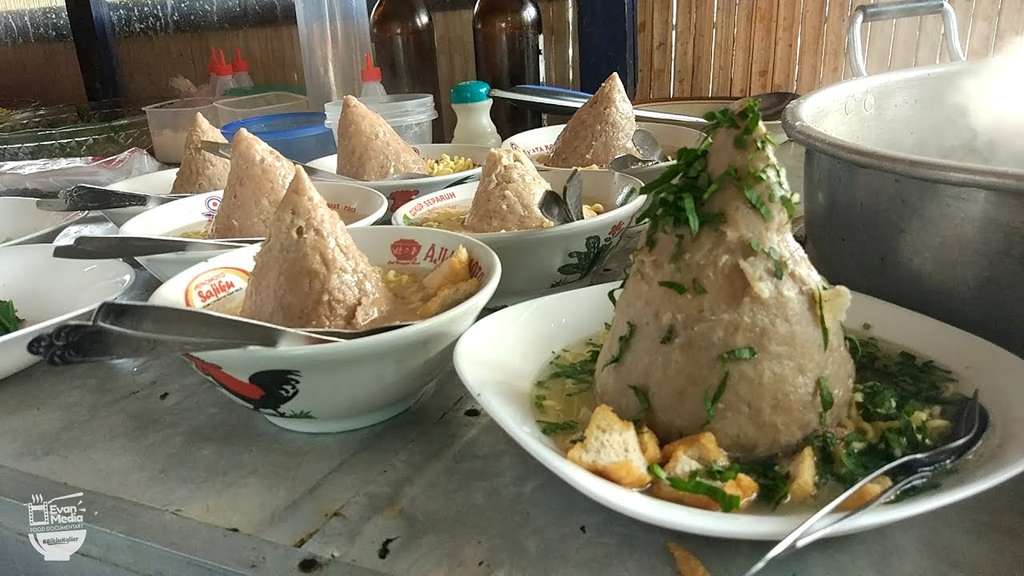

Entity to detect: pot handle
[847,0,966,77]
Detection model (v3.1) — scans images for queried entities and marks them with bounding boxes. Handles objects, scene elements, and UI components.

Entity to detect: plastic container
[293,0,371,111]
[214,92,309,126]
[231,48,254,89]
[360,53,387,98]
[210,49,236,97]
[324,93,438,145]
[142,97,218,163]
[450,80,501,147]
[220,112,336,163]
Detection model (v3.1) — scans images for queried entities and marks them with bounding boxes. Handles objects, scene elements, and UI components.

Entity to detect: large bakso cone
[209,128,295,239]
[546,73,638,168]
[336,95,428,181]
[240,166,394,329]
[464,148,553,233]
[595,119,855,459]
[171,112,231,194]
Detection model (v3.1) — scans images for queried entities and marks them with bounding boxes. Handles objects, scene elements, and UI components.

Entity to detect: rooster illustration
[184,355,301,415]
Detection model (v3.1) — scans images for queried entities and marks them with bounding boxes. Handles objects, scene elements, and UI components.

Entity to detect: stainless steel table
[1,268,1022,576]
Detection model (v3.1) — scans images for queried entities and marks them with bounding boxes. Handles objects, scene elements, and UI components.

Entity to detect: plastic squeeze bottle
[360,53,387,99]
[450,80,501,147]
[211,49,236,97]
[232,48,254,88]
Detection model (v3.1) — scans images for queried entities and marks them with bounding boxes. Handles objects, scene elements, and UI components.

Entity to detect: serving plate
[501,122,705,183]
[0,197,87,247]
[453,281,1024,540]
[119,181,388,281]
[0,244,135,380]
[307,143,489,218]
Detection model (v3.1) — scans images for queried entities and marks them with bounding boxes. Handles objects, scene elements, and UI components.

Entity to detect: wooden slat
[820,0,852,85]
[995,0,1024,50]
[940,0,976,62]
[730,0,756,96]
[968,0,1002,58]
[771,0,802,91]
[915,5,945,65]
[432,9,476,141]
[691,0,716,96]
[888,14,920,70]
[0,40,86,105]
[748,0,779,93]
[673,0,697,97]
[711,0,738,96]
[795,0,827,93]
[866,6,896,75]
[635,0,656,100]
[539,0,578,89]
[649,0,675,98]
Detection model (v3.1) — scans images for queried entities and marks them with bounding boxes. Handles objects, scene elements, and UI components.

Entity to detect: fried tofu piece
[666,542,710,576]
[416,277,480,318]
[422,245,471,292]
[567,404,652,489]
[661,431,730,467]
[639,425,661,465]
[838,475,893,511]
[787,446,818,503]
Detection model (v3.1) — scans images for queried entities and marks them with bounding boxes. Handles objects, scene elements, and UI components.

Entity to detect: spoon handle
[52,235,258,259]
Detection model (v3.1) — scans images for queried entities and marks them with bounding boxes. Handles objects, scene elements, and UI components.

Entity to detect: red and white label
[184,267,250,308]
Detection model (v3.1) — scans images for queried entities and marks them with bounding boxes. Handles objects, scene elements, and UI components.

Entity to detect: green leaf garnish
[739,459,790,508]
[603,322,636,369]
[683,194,699,236]
[743,186,772,221]
[704,370,729,425]
[817,376,833,428]
[658,281,688,295]
[660,324,677,345]
[537,420,579,436]
[692,278,707,294]
[0,300,23,335]
[720,346,758,362]
[629,385,650,418]
[816,287,829,351]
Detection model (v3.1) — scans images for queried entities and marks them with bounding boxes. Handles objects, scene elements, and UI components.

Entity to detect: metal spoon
[34,185,186,212]
[538,169,583,225]
[609,128,671,172]
[742,391,989,576]
[51,235,261,259]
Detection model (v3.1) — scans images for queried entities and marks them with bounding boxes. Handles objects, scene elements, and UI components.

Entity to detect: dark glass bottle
[472,0,543,138]
[370,0,443,142]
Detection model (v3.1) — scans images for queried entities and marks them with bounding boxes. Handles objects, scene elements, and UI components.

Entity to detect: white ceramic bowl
[454,281,1024,540]
[392,170,645,306]
[501,122,704,183]
[104,168,181,226]
[0,198,87,247]
[0,244,134,380]
[306,143,490,216]
[148,226,501,433]
[119,181,388,281]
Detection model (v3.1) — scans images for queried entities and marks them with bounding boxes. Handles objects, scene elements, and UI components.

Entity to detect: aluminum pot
[783,59,1024,356]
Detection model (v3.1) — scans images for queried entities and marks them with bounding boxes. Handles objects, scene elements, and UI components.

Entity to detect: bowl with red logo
[501,122,705,183]
[392,170,645,307]
[118,180,388,281]
[146,225,501,433]
[305,143,491,220]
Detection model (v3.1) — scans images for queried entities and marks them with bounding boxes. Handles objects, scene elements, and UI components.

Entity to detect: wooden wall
[635,0,1024,101]
[0,0,578,143]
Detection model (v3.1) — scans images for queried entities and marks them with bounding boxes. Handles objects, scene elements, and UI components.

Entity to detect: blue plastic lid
[221,112,330,142]
[450,81,491,104]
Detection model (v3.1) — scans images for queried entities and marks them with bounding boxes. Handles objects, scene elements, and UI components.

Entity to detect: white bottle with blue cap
[450,80,502,147]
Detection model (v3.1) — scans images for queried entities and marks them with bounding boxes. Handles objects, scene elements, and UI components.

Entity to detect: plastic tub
[325,93,438,146]
[143,97,218,163]
[221,112,336,163]
[214,92,309,125]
